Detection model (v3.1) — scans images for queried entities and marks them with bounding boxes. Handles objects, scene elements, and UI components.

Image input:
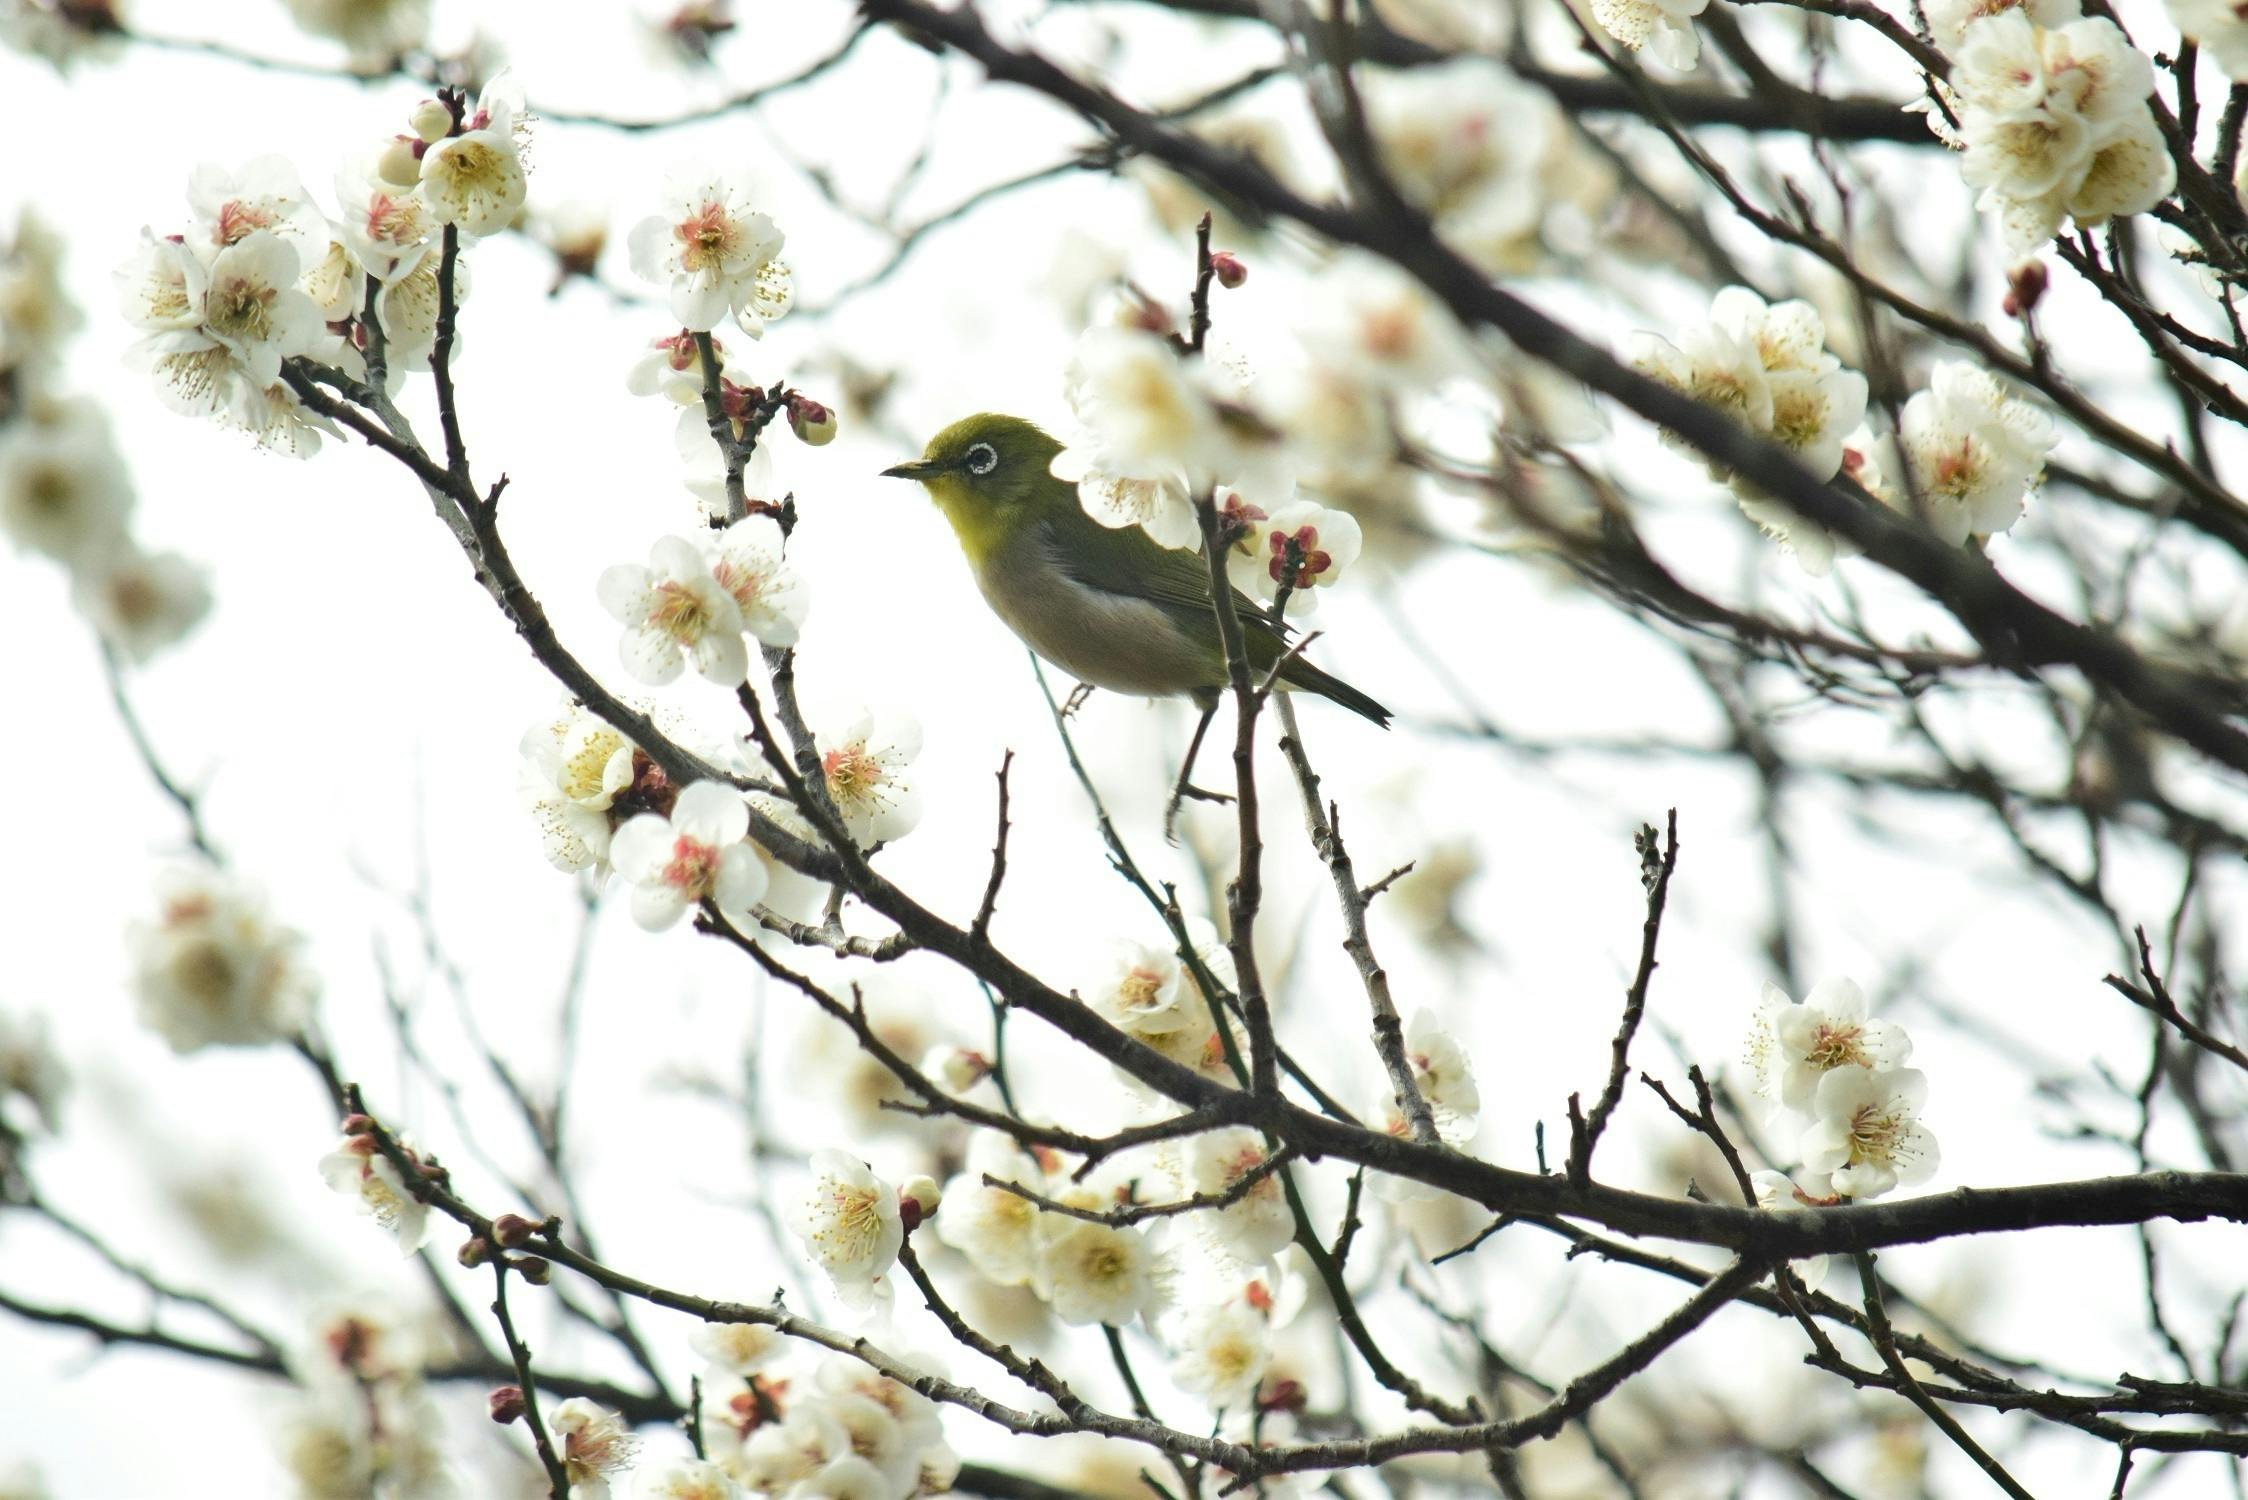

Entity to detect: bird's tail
[1280,657,1392,728]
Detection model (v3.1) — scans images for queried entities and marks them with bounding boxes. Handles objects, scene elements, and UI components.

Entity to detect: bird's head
[882,413,1069,561]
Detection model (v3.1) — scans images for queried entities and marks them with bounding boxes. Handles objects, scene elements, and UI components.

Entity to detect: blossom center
[207,276,278,343]
[1805,1022,1869,1071]
[823,744,888,809]
[213,200,275,247]
[661,835,720,899]
[1845,1103,1905,1164]
[649,579,714,642]
[676,202,740,273]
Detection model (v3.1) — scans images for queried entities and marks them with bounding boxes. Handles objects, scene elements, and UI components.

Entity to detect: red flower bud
[491,1213,537,1249]
[2003,260,2047,319]
[514,1256,553,1286]
[1211,251,1248,290]
[489,1386,527,1424]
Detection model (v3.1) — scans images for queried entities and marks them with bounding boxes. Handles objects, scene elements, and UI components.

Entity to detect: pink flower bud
[491,1213,537,1249]
[898,1175,942,1231]
[341,1113,375,1135]
[458,1235,493,1268]
[514,1256,552,1285]
[787,394,837,447]
[489,1386,527,1424]
[1211,251,1248,289]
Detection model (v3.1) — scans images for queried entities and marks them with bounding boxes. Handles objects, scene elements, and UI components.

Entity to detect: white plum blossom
[114,230,209,334]
[420,74,531,239]
[317,1134,434,1253]
[709,514,807,647]
[1800,1066,1940,1199]
[1635,286,1871,574]
[1176,1128,1294,1263]
[639,1457,746,1500]
[1225,498,1362,617]
[127,230,325,426]
[1089,929,1214,1037]
[1298,254,1473,393]
[628,329,714,404]
[1361,64,1593,275]
[1167,1295,1273,1412]
[185,158,328,264]
[938,1132,1050,1288]
[1746,977,1912,1112]
[284,0,430,60]
[1926,0,2079,53]
[131,865,316,1052]
[335,157,435,283]
[1403,1008,1479,1121]
[551,1398,639,1500]
[817,710,923,845]
[1032,1215,1154,1326]
[627,167,790,334]
[1749,1169,1830,1291]
[0,396,133,564]
[1590,0,1710,69]
[787,1150,905,1311]
[1894,360,2056,543]
[599,535,750,686]
[517,702,639,872]
[71,545,213,664]
[1948,12,2173,250]
[690,1321,785,1376]
[1052,325,1257,547]
[372,248,469,371]
[0,1009,67,1136]
[2168,0,2248,79]
[296,228,361,323]
[609,780,768,931]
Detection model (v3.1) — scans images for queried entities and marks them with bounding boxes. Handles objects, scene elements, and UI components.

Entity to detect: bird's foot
[1062,683,1096,718]
[1162,783,1233,845]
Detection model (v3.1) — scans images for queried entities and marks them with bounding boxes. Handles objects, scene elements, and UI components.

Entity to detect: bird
[883,413,1389,833]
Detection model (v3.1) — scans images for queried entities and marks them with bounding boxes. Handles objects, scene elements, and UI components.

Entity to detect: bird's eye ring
[964,441,999,476]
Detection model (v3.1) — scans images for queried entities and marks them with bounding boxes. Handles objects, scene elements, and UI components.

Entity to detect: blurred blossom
[1589,0,1710,69]
[1165,1292,1273,1411]
[283,0,429,63]
[518,701,638,873]
[0,395,133,565]
[1171,1127,1293,1263]
[317,1133,435,1253]
[1925,0,2078,52]
[0,211,80,370]
[70,544,212,665]
[131,864,316,1053]
[938,1131,1049,1287]
[0,1008,66,1137]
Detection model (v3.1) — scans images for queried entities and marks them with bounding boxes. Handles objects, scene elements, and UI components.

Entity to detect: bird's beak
[881,457,943,480]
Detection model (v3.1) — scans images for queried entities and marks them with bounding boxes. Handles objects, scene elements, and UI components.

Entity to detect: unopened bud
[924,1045,992,1094]
[458,1235,493,1268]
[340,1112,375,1136]
[376,136,424,189]
[489,1386,526,1425]
[409,98,455,144]
[898,1175,942,1230]
[787,394,837,446]
[513,1255,552,1285]
[1259,1377,1306,1413]
[491,1213,537,1249]
[2003,260,2047,319]
[1210,250,1248,289]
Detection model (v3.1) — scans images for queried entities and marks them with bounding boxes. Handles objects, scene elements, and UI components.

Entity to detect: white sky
[3,0,2243,1495]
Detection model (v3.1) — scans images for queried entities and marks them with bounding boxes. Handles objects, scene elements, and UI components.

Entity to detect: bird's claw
[1162,784,1232,845]
[1062,683,1096,718]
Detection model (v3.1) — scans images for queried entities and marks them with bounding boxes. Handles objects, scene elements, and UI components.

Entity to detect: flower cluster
[1084,923,1240,1093]
[1364,60,1615,274]
[938,1134,1157,1327]
[696,1344,960,1498]
[1746,977,1938,1200]
[130,864,317,1053]
[1632,286,1871,574]
[1944,8,2173,251]
[0,215,212,664]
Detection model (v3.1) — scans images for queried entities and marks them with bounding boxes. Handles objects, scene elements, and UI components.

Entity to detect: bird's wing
[1037,516,1292,644]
